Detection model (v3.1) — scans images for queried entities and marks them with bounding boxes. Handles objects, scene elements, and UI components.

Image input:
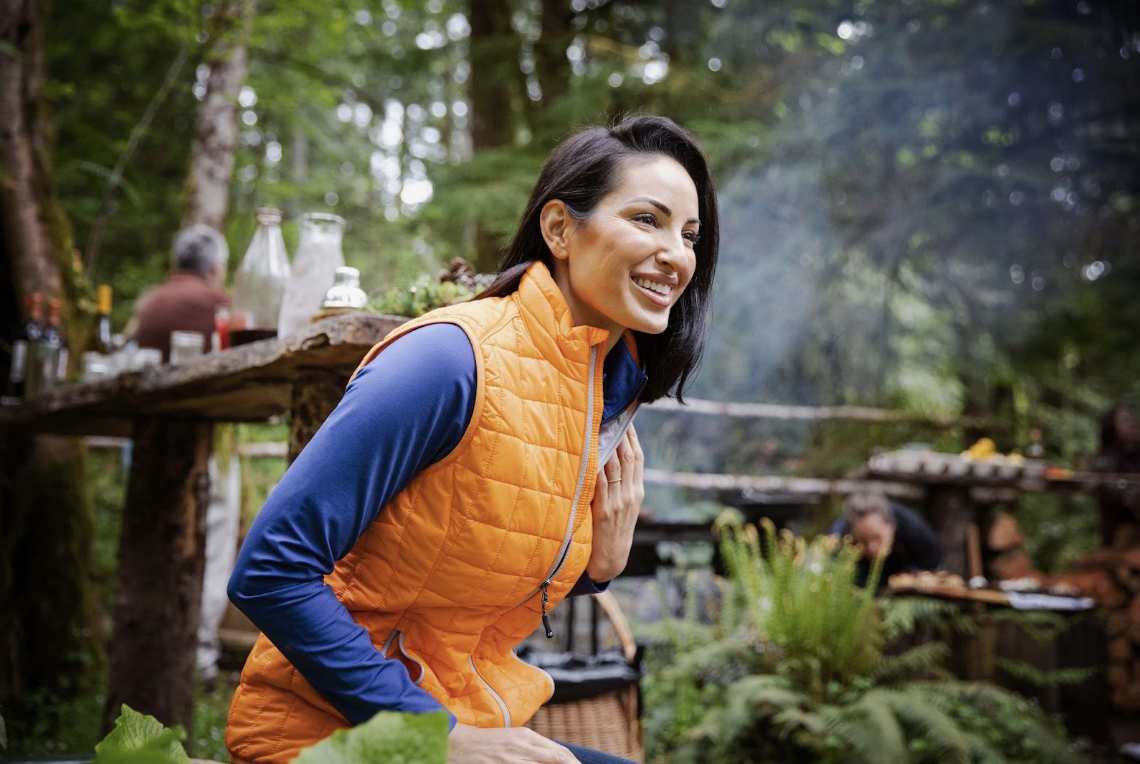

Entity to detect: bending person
[225,115,720,764]
[830,492,943,588]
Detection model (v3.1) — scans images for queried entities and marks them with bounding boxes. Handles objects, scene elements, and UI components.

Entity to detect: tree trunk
[183,0,256,231]
[103,418,213,733]
[0,0,63,305]
[536,0,573,110]
[468,0,515,273]
[0,0,99,728]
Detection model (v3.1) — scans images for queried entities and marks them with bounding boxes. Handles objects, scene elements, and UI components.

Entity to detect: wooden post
[103,417,212,733]
[925,486,975,578]
[287,368,349,464]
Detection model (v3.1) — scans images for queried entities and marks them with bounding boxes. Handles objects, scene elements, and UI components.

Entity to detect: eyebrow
[627,196,700,226]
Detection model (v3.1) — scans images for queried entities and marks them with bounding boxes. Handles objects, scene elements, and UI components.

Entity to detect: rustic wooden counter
[0,312,404,731]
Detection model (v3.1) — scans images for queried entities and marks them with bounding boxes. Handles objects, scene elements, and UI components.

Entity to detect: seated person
[829,491,943,588]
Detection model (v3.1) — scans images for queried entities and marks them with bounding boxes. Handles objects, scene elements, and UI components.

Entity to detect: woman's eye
[684,231,701,246]
[632,213,657,227]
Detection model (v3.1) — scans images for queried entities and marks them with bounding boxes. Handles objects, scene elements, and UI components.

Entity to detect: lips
[632,275,675,306]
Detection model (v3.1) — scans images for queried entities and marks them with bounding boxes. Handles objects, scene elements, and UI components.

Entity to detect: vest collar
[516,260,611,367]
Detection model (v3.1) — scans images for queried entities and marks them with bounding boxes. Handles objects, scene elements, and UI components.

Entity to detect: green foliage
[93,705,191,764]
[367,273,478,318]
[716,511,886,694]
[293,711,448,764]
[642,518,1087,764]
[90,704,448,764]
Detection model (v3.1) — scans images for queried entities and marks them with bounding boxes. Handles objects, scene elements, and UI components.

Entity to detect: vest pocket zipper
[383,629,426,686]
[470,656,512,727]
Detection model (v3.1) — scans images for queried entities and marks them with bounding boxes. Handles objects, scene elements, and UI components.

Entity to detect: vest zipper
[470,656,512,727]
[506,345,601,638]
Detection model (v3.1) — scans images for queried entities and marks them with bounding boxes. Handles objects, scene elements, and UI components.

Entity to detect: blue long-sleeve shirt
[228,322,645,729]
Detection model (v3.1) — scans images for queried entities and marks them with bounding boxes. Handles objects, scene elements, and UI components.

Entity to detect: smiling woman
[225,116,720,764]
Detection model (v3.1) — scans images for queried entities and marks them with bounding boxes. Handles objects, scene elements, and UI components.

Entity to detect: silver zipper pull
[541,581,553,638]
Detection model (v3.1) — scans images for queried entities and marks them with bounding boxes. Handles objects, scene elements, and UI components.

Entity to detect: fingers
[627,425,643,486]
[602,449,622,485]
[519,729,581,763]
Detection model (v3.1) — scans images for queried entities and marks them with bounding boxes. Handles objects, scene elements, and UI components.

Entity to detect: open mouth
[632,276,673,306]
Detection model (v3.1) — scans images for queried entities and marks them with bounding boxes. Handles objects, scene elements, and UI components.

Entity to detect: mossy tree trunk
[0,0,99,730]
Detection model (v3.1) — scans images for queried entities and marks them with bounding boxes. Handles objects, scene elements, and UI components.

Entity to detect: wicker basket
[524,590,644,762]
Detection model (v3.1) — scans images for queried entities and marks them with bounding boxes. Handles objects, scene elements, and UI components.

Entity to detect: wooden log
[287,368,350,464]
[102,417,212,733]
[1109,637,1132,662]
[641,468,924,500]
[1108,662,1130,688]
[1107,611,1129,638]
[986,511,1025,552]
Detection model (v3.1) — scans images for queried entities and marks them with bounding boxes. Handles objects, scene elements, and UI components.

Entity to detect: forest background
[1,0,1139,758]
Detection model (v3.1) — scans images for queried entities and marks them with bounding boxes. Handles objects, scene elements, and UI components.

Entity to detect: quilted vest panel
[226,261,612,764]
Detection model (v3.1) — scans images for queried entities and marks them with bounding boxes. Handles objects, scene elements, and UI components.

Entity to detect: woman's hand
[586,425,644,583]
[448,723,581,763]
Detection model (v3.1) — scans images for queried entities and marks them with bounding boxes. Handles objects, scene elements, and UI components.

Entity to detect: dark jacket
[830,502,943,588]
[130,271,229,362]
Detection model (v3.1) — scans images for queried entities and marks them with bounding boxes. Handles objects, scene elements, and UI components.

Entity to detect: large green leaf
[293,711,449,764]
[92,704,191,764]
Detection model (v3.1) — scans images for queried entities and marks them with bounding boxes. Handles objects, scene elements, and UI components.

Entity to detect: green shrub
[641,511,1086,764]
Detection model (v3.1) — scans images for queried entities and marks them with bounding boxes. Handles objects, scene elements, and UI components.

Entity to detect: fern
[979,609,1078,643]
[641,518,1089,764]
[873,640,952,683]
[992,657,1099,688]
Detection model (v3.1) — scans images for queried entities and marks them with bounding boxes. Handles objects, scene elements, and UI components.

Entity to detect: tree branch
[83,45,190,277]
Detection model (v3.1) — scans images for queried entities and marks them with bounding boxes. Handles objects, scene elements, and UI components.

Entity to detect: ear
[539,200,574,261]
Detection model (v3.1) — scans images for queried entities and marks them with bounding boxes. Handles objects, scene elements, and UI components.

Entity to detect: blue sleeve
[227,323,476,729]
[568,571,611,597]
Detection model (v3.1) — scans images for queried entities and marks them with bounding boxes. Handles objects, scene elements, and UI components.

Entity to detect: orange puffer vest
[226,261,612,763]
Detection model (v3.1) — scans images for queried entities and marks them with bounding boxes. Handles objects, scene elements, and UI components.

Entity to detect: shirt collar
[602,335,647,423]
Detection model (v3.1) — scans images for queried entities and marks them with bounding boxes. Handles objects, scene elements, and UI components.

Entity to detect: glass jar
[231,208,291,346]
[169,330,207,365]
[319,267,368,316]
[277,213,346,338]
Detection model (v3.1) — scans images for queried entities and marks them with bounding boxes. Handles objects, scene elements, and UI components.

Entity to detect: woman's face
[545,155,700,343]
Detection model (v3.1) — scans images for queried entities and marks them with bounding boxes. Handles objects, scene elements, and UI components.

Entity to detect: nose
[655,234,690,271]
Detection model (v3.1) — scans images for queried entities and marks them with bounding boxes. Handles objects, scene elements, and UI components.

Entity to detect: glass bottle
[9,293,44,398]
[230,207,291,346]
[35,297,65,391]
[277,213,346,338]
[95,284,114,354]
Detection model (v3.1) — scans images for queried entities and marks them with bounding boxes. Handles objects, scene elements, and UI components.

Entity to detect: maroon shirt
[130,271,229,362]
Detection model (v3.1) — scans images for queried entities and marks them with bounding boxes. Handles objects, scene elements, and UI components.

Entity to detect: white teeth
[633,277,671,296]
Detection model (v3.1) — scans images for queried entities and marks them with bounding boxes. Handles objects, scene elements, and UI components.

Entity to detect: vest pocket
[469,656,512,727]
[384,630,426,686]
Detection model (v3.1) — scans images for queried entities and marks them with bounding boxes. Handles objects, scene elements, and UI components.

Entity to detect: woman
[226,115,720,764]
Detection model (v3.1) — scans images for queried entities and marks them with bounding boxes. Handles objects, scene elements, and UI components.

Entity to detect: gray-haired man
[126,223,230,362]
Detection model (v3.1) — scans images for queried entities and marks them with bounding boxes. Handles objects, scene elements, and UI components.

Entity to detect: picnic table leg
[102,417,212,733]
[287,368,349,464]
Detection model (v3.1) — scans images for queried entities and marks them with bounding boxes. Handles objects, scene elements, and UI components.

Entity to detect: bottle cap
[97,285,112,314]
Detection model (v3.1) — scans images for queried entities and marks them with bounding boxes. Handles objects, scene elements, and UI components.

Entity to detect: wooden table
[863,449,1140,578]
[0,312,404,732]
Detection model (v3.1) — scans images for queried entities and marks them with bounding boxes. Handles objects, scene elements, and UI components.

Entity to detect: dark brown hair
[478,115,719,402]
